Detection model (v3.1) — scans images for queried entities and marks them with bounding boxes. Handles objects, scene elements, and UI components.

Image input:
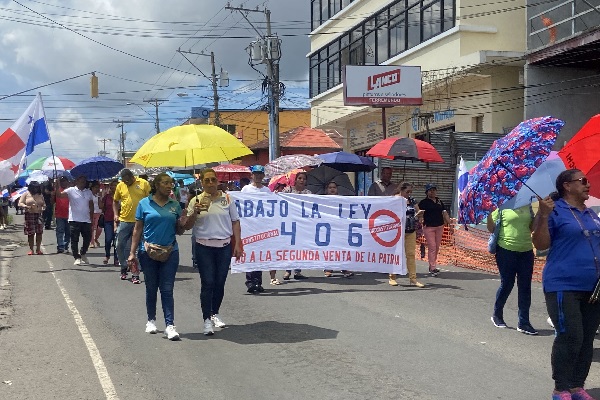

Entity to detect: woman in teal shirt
[487,205,537,335]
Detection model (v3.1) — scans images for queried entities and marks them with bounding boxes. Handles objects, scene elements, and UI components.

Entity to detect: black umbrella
[316,151,376,172]
[306,165,355,195]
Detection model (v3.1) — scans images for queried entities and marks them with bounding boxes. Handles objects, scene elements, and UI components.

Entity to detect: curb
[0,227,23,331]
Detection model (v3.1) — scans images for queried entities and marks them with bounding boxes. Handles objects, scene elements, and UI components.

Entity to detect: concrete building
[309,0,529,197]
[309,0,528,143]
[525,0,600,144]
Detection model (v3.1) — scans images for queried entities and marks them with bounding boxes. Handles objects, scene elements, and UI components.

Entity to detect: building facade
[525,0,600,144]
[309,0,527,150]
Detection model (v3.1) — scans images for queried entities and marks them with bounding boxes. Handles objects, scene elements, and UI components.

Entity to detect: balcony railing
[528,0,600,51]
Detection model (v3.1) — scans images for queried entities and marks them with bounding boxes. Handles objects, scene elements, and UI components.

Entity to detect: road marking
[45,255,119,400]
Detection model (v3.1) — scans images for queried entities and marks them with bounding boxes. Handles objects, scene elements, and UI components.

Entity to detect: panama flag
[0,93,50,186]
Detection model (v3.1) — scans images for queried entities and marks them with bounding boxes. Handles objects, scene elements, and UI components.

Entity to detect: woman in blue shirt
[129,173,195,341]
[533,169,600,400]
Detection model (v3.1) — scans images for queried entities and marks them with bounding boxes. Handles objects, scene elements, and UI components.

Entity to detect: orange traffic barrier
[416,222,545,282]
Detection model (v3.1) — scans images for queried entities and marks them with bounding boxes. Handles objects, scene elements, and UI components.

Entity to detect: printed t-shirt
[189,192,239,240]
[135,195,181,252]
[64,187,94,223]
[114,178,150,222]
[491,206,533,252]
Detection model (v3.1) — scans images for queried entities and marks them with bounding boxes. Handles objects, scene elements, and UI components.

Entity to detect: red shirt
[55,188,69,219]
[102,194,115,222]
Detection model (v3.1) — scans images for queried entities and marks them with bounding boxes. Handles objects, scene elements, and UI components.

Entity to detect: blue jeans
[195,243,231,320]
[139,250,179,326]
[104,221,117,259]
[493,246,534,326]
[116,222,135,274]
[55,218,70,251]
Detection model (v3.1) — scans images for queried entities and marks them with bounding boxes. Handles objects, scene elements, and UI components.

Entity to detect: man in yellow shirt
[113,169,150,283]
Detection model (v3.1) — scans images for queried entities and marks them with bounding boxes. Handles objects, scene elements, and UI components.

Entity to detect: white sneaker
[211,314,226,328]
[73,258,81,265]
[547,317,554,329]
[80,255,89,265]
[164,325,180,341]
[203,318,214,336]
[145,320,158,334]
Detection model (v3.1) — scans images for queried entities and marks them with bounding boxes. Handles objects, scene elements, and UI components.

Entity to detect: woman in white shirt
[90,181,103,248]
[184,168,243,336]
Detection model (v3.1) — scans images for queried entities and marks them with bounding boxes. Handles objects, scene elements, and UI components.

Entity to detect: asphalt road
[1,214,600,400]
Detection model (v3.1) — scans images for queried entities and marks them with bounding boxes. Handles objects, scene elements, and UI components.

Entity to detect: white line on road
[44,255,119,400]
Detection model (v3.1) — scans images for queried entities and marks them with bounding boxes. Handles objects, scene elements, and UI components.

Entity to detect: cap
[425,183,437,193]
[250,165,265,174]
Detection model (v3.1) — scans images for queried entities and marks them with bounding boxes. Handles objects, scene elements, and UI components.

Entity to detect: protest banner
[229,193,407,274]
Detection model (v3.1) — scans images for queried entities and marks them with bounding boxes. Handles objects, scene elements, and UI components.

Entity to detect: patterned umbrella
[264,155,322,178]
[213,164,251,181]
[458,116,564,224]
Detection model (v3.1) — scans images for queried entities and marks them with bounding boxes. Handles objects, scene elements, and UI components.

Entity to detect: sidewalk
[0,214,26,330]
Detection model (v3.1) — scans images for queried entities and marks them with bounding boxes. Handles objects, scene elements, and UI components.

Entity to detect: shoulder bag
[488,210,503,254]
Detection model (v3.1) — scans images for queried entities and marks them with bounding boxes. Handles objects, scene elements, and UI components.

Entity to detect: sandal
[283,272,291,281]
[343,271,354,278]
[324,271,333,277]
[270,278,281,285]
[27,250,33,256]
[36,250,43,255]
[95,240,101,247]
[103,257,109,265]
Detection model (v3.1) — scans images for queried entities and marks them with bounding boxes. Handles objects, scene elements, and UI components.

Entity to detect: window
[310,0,456,97]
[311,0,321,31]
[422,2,442,41]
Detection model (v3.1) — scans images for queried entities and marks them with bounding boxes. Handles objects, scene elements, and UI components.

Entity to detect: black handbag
[98,213,105,226]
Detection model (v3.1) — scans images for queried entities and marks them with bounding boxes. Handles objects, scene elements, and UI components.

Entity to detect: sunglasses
[569,177,589,185]
[203,177,218,183]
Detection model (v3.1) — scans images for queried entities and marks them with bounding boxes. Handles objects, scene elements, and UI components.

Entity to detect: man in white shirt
[55,175,94,265]
[240,165,274,292]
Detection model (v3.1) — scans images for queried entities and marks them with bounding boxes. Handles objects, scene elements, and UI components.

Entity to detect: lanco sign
[343,65,422,107]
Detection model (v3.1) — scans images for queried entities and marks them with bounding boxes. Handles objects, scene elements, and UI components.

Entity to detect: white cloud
[0,0,310,163]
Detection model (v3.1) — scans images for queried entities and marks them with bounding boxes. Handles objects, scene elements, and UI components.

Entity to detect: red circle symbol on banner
[369,209,402,247]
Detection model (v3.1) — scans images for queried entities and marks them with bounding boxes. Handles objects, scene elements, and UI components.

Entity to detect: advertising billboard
[343,65,422,106]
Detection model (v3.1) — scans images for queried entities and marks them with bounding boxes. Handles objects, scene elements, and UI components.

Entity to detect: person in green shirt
[487,205,537,335]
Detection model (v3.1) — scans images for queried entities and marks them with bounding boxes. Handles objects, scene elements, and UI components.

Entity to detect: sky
[0,0,311,164]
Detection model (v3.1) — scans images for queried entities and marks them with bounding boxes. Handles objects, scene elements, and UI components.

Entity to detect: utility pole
[113,120,130,165]
[143,99,168,134]
[227,4,281,161]
[97,138,112,157]
[177,49,228,127]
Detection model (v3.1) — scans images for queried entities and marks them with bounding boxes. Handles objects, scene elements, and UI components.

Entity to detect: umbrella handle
[496,159,541,199]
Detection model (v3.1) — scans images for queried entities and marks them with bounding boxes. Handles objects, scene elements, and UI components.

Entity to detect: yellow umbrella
[129,124,253,167]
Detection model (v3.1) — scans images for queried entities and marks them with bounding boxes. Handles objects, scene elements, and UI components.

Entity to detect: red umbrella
[558,114,600,197]
[367,137,443,163]
[212,164,251,181]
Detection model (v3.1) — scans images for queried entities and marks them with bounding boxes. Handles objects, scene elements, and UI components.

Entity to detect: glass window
[390,16,406,56]
[364,30,376,65]
[319,61,328,93]
[312,0,321,30]
[329,58,340,86]
[377,24,389,63]
[443,0,455,31]
[349,39,363,65]
[407,2,421,48]
[310,61,319,98]
[330,0,340,16]
[422,1,442,42]
[321,0,329,24]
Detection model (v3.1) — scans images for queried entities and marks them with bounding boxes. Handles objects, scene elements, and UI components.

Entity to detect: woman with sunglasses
[185,168,243,336]
[128,173,191,341]
[533,169,600,400]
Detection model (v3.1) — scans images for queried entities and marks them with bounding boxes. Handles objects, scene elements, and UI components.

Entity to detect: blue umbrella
[166,171,195,186]
[71,156,124,180]
[458,116,564,224]
[316,151,376,172]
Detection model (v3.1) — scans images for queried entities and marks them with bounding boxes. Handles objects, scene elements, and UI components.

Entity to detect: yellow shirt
[113,178,150,222]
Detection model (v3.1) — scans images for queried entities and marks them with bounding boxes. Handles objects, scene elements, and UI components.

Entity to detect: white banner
[229,193,407,274]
